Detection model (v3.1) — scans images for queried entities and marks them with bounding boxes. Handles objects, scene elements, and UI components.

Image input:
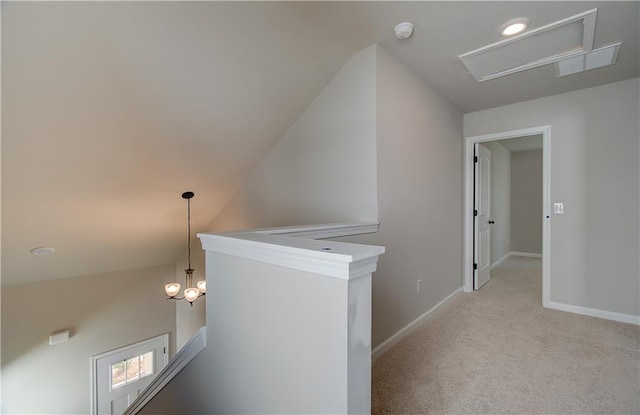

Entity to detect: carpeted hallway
[372,256,640,414]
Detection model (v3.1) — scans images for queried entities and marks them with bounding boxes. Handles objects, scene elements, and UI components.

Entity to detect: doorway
[464,126,551,307]
[91,334,169,415]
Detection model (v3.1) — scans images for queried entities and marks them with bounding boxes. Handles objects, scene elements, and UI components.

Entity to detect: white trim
[547,301,640,326]
[491,252,542,270]
[90,334,169,415]
[464,126,551,310]
[509,251,543,258]
[122,327,207,415]
[198,225,385,281]
[232,222,379,240]
[491,252,511,269]
[541,131,551,308]
[372,288,462,361]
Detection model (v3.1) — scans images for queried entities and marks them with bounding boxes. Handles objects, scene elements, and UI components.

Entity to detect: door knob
[488,220,495,224]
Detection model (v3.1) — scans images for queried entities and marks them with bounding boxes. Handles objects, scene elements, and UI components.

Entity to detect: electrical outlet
[417,279,422,294]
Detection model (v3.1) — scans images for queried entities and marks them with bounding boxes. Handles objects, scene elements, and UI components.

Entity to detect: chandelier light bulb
[184,287,200,303]
[197,280,207,293]
[165,283,181,297]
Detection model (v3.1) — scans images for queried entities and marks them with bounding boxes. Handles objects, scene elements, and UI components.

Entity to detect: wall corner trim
[198,223,385,281]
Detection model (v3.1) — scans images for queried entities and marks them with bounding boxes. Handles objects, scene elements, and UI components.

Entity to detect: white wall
[140,242,379,414]
[511,149,543,254]
[202,252,352,413]
[484,141,511,264]
[464,78,640,318]
[1,264,176,414]
[209,45,378,232]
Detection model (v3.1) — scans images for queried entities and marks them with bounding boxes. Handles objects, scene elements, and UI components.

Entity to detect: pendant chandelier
[164,191,206,306]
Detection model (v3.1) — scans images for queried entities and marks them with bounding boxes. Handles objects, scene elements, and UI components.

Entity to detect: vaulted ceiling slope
[1,2,354,285]
[2,1,638,285]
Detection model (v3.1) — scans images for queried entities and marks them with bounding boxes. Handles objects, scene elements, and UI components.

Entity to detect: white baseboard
[491,252,510,269]
[509,251,542,258]
[372,287,462,361]
[546,301,640,326]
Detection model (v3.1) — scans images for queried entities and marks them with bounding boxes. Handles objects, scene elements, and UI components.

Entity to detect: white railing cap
[198,223,385,280]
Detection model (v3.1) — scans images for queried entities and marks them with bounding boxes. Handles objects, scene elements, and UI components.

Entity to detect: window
[110,351,154,390]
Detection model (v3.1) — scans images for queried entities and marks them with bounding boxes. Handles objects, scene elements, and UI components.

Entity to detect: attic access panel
[459,9,597,82]
[556,42,622,77]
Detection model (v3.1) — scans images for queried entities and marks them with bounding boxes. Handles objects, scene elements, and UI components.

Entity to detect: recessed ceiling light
[500,18,530,37]
[30,246,56,256]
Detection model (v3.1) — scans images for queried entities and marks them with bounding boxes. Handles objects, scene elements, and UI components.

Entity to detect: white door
[92,334,168,415]
[474,143,492,290]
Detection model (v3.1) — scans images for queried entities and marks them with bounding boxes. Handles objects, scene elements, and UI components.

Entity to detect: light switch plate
[554,202,564,214]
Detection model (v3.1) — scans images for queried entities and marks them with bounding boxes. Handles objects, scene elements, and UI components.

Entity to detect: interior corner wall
[0,264,176,415]
[338,46,463,348]
[205,43,463,350]
[208,44,378,232]
[483,141,511,264]
[511,149,543,254]
[464,77,640,318]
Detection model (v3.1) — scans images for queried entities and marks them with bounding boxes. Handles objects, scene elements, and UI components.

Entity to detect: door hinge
[163,347,166,354]
[474,156,478,163]
[473,263,478,270]
[474,209,478,216]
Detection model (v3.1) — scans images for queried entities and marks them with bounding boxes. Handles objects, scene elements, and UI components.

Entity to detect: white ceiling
[2,1,638,285]
[499,135,543,152]
[291,1,639,112]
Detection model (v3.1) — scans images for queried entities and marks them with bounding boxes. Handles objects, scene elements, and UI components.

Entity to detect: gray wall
[340,46,463,347]
[1,264,176,414]
[464,77,640,317]
[209,45,463,349]
[484,141,511,264]
[511,149,543,254]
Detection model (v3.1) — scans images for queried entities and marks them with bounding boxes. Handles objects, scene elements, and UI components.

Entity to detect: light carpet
[372,256,640,414]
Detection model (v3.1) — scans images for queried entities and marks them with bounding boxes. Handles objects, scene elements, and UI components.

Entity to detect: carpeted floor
[372,256,640,414]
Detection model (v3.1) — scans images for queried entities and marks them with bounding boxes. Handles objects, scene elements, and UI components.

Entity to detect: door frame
[463,125,551,307]
[90,333,169,415]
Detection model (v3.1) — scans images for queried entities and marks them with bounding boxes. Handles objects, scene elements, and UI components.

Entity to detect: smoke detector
[394,22,414,40]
